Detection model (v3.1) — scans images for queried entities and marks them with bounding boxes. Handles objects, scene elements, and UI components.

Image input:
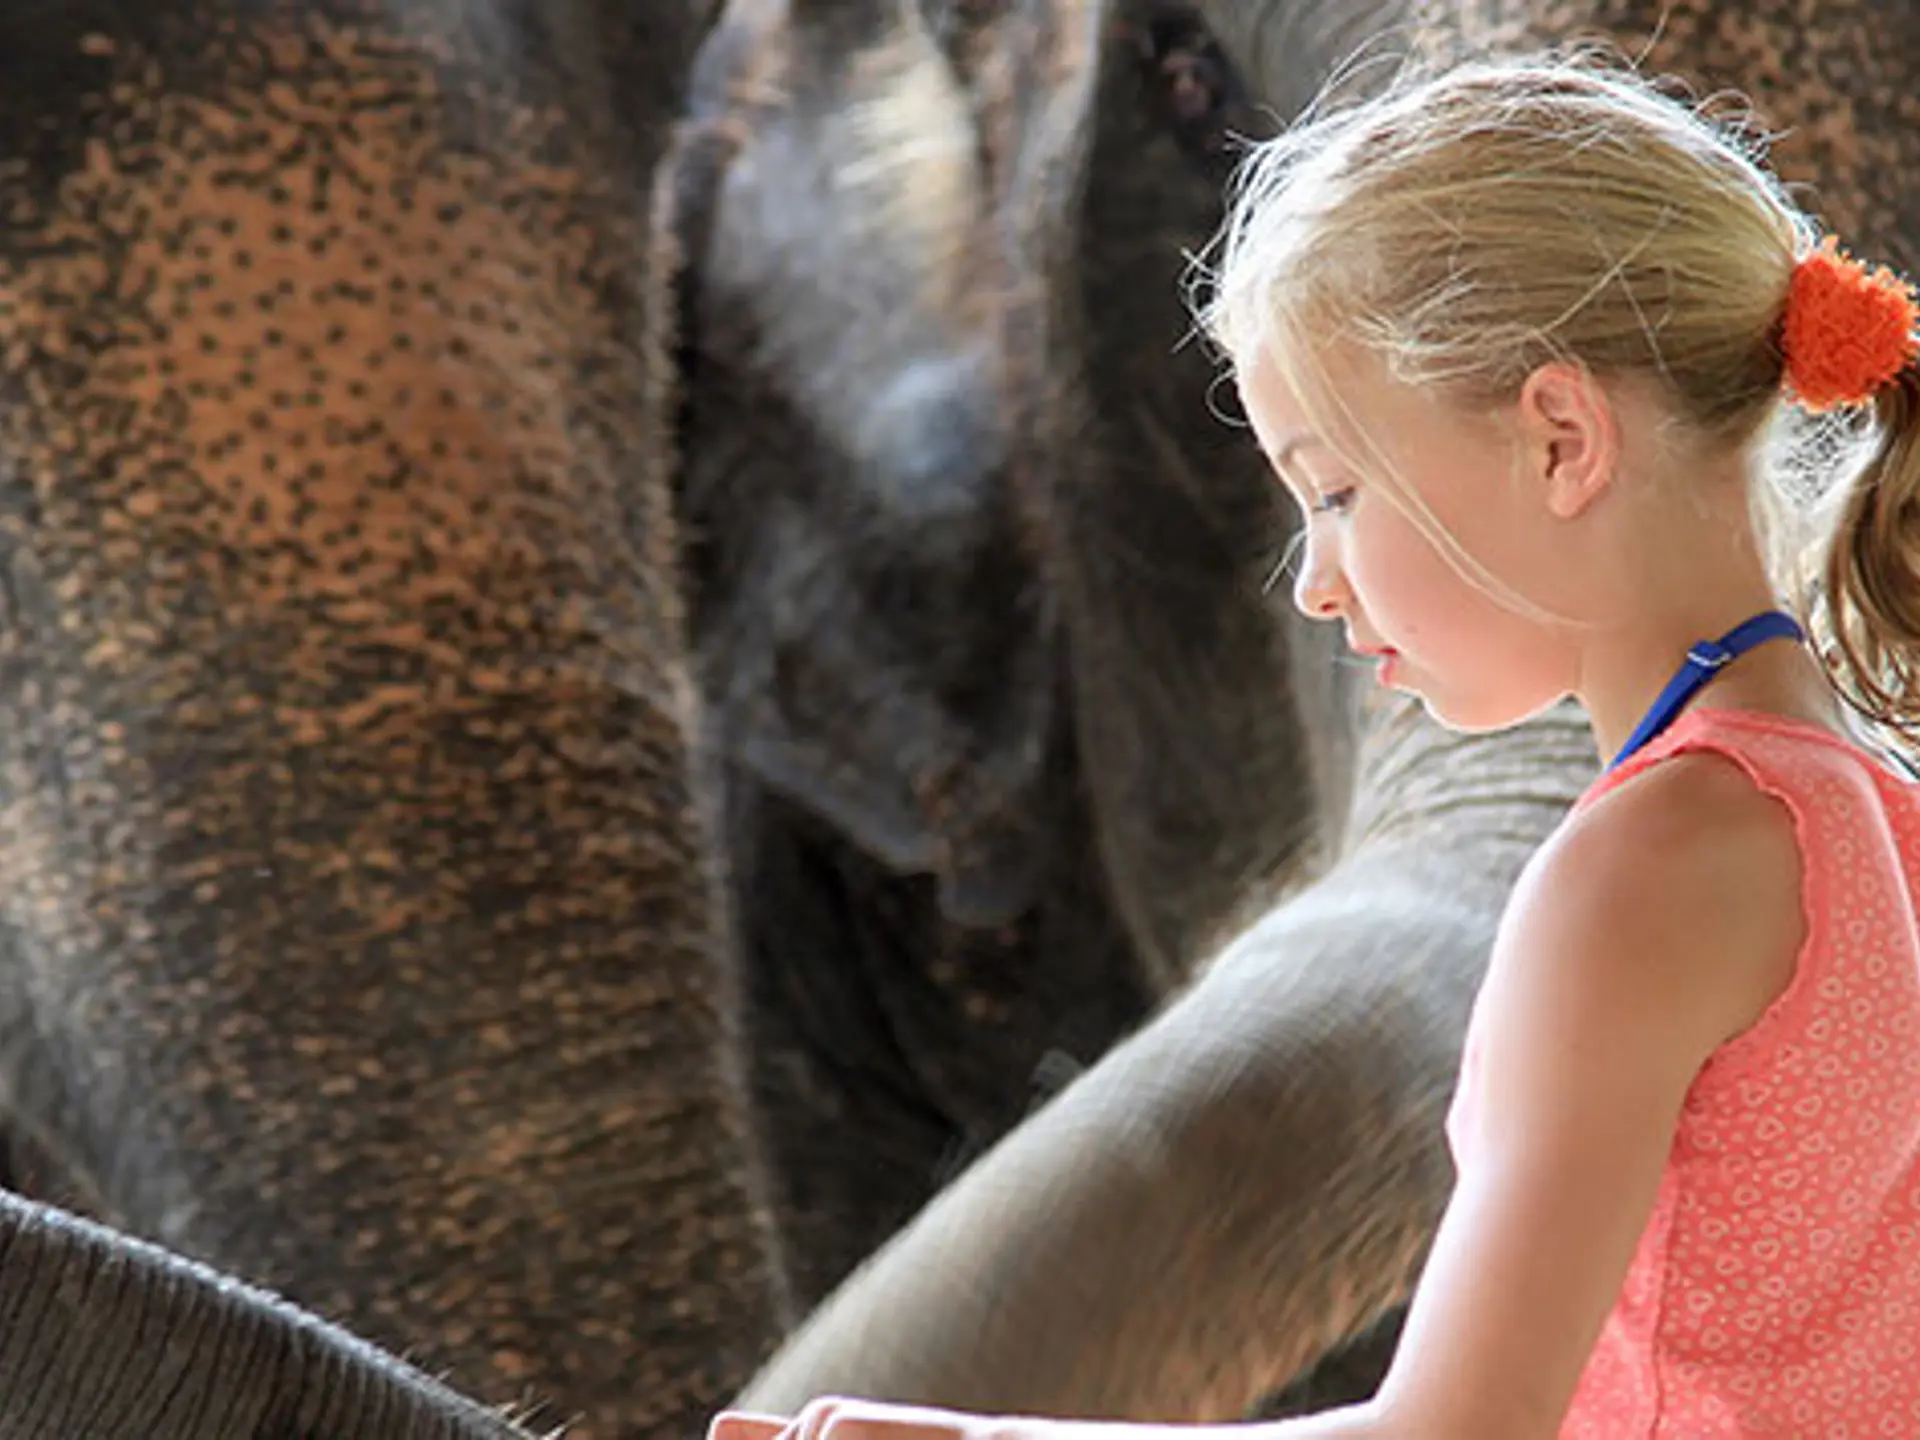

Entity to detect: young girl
[712,52,1920,1440]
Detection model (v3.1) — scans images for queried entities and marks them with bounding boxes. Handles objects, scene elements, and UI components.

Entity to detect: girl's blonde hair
[1196,52,1920,740]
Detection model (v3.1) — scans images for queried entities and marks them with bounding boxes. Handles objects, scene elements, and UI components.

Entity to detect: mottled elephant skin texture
[0,1,1914,1439]
[0,2,785,1437]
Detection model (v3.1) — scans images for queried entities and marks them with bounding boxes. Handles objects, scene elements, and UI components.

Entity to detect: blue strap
[1605,609,1806,772]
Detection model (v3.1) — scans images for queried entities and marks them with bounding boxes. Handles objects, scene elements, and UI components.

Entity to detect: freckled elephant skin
[0,2,786,1435]
[0,1188,528,1438]
[729,0,1920,1422]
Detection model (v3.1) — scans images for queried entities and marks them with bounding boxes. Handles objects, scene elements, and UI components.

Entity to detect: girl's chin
[1416,683,1570,737]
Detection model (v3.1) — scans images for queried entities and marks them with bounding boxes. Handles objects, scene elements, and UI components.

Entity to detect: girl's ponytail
[1821,363,1920,739]
[1768,236,1920,739]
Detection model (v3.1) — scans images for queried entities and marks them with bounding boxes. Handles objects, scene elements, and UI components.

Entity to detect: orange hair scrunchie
[1781,236,1920,414]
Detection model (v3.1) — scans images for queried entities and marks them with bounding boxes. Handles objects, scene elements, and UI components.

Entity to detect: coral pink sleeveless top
[1447,708,1920,1437]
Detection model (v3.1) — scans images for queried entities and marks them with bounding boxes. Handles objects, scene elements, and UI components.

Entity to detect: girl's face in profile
[1238,342,1579,734]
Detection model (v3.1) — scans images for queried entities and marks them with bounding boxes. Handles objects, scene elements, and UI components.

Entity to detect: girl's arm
[1361,753,1802,1436]
[713,754,1804,1440]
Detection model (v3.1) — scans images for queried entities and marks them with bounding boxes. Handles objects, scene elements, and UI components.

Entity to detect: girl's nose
[1292,536,1349,621]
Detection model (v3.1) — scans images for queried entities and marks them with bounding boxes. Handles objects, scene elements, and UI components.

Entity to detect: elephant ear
[663,0,1106,926]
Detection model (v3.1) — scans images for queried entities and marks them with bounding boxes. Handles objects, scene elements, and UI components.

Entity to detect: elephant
[0,1,789,1435]
[1,1,1914,1438]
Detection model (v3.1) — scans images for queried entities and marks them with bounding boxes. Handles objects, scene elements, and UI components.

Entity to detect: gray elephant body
[1,0,1916,1436]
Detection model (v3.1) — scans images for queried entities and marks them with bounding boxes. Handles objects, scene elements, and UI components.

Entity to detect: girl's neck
[1569,490,1840,762]
[1577,610,1841,764]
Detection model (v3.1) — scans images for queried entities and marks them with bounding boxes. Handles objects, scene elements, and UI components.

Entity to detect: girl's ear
[1517,362,1618,519]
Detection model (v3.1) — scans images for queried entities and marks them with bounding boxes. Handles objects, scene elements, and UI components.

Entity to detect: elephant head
[663,0,1367,1306]
[675,0,1337,974]
[673,0,1082,931]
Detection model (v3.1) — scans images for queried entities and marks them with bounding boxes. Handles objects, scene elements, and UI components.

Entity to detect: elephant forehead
[0,16,670,642]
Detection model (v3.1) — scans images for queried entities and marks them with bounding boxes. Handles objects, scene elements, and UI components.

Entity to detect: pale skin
[712,342,1837,1440]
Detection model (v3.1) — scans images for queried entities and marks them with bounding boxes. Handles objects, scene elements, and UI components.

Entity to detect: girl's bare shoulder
[1499,751,1803,1052]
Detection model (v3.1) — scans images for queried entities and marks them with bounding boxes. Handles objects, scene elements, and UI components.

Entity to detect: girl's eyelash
[1313,487,1356,515]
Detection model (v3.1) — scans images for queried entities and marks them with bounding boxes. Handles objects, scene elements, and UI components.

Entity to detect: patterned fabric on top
[1447,707,1920,1438]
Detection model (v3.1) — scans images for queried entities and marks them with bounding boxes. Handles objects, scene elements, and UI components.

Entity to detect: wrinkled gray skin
[3,1,1916,1437]
[0,1188,527,1438]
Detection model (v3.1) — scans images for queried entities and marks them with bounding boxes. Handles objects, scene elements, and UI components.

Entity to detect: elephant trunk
[737,696,1594,1420]
[733,853,1489,1418]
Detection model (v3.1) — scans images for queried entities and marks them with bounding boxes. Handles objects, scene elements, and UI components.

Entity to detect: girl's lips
[1355,647,1400,684]
[1348,641,1400,684]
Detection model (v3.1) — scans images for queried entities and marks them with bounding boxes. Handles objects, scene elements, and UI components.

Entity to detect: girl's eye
[1312,487,1356,515]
